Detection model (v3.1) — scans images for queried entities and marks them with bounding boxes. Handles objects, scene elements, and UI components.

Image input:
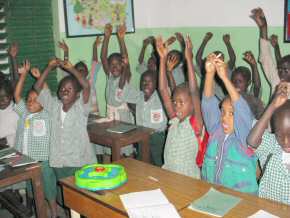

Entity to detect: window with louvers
[1,0,57,96]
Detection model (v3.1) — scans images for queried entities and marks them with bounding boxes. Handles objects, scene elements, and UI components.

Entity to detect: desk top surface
[87,116,153,145]
[60,158,290,218]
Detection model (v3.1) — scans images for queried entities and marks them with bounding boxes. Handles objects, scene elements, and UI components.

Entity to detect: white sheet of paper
[120,189,180,218]
[248,210,280,218]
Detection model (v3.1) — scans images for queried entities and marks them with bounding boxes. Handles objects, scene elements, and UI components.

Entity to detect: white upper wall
[58,0,284,32]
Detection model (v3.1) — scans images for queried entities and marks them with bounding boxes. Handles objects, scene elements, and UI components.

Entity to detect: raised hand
[250,8,267,28]
[48,58,60,70]
[203,32,213,42]
[243,51,257,66]
[18,60,30,75]
[166,54,179,72]
[30,67,41,79]
[58,40,68,53]
[104,23,113,37]
[272,82,289,109]
[175,32,184,43]
[215,58,228,80]
[222,34,230,44]
[184,34,193,61]
[205,53,216,76]
[8,42,19,58]
[117,23,126,39]
[270,34,278,47]
[164,36,176,47]
[155,36,168,59]
[59,59,73,70]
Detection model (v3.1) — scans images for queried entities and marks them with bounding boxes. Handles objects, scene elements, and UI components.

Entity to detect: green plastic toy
[75,163,127,191]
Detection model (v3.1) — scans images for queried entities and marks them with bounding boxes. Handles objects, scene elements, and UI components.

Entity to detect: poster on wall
[285,0,290,42]
[63,0,135,38]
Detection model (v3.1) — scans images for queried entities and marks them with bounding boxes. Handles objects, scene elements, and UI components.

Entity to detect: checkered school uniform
[163,116,200,179]
[14,100,50,161]
[256,131,290,205]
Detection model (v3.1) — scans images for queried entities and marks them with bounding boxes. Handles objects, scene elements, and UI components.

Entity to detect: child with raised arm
[0,75,18,147]
[251,8,290,96]
[196,33,236,101]
[247,83,290,205]
[34,58,97,218]
[231,51,264,119]
[201,53,258,194]
[156,35,207,178]
[58,37,102,113]
[120,67,168,166]
[137,36,158,74]
[13,61,55,215]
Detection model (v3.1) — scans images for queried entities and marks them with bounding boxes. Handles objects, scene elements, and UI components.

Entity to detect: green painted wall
[52,2,290,116]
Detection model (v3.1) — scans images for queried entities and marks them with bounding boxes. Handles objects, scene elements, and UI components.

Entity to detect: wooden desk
[88,119,153,162]
[60,158,290,218]
[0,163,46,218]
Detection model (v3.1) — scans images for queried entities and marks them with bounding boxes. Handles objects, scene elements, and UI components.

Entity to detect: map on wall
[63,0,135,37]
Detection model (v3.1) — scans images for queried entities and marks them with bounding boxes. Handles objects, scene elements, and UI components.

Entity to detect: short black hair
[277,54,290,68]
[75,61,88,73]
[108,52,122,64]
[58,75,82,95]
[272,100,290,131]
[232,66,251,83]
[173,82,191,98]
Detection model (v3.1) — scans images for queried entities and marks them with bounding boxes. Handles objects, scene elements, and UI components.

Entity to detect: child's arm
[166,54,179,92]
[101,24,112,75]
[196,32,213,76]
[14,60,30,103]
[201,54,220,133]
[247,82,288,148]
[175,32,185,55]
[156,36,175,119]
[138,36,153,64]
[7,42,19,85]
[185,35,203,135]
[34,58,60,93]
[90,36,102,113]
[270,34,282,64]
[243,51,261,98]
[59,60,90,104]
[31,67,48,89]
[251,8,279,94]
[223,34,236,70]
[58,40,69,61]
[118,56,131,89]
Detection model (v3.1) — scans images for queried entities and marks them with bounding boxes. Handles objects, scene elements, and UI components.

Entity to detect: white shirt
[0,103,18,147]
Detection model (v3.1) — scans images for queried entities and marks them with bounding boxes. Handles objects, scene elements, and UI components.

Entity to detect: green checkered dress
[163,116,200,179]
[14,100,50,161]
[256,131,290,205]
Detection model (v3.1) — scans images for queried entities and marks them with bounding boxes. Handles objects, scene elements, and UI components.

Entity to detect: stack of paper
[0,147,17,160]
[188,187,241,217]
[120,189,181,218]
[248,210,280,218]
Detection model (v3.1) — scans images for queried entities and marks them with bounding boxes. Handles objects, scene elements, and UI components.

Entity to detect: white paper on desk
[120,189,181,218]
[248,210,280,218]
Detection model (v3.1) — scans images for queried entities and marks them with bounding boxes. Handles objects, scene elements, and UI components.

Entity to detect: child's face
[274,115,290,153]
[221,99,234,134]
[0,89,12,110]
[173,89,193,121]
[147,57,157,72]
[231,73,248,93]
[26,91,43,113]
[141,74,155,100]
[278,61,290,82]
[109,58,122,77]
[58,80,78,106]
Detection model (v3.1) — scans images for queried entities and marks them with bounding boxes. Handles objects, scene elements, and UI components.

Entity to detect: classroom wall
[52,0,290,116]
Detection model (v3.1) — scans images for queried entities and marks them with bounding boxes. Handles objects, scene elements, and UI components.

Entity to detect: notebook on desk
[106,123,137,134]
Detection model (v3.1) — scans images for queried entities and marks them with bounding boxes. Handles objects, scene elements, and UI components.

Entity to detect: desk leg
[71,209,81,218]
[140,135,150,163]
[112,142,121,161]
[30,167,46,218]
